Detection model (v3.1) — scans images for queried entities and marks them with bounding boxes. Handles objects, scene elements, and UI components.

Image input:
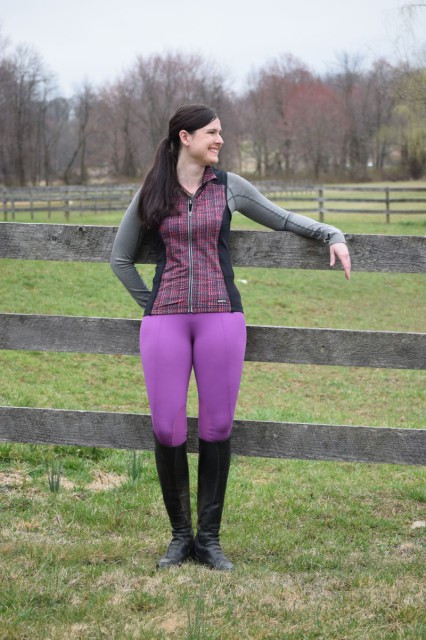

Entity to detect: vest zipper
[188,196,193,313]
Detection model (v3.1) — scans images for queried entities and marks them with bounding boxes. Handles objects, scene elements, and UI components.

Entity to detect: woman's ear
[179,130,191,147]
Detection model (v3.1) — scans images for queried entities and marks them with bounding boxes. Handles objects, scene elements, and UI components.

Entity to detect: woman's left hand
[329,242,351,280]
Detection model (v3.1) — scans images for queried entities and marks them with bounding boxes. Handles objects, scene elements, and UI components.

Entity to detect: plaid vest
[144,167,243,316]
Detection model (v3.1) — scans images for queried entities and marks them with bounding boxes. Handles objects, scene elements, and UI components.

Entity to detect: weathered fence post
[64,188,70,222]
[11,192,15,221]
[2,188,7,222]
[30,188,34,220]
[385,187,390,224]
[318,187,324,222]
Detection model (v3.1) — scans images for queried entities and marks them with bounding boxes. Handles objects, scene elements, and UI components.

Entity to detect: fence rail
[2,184,426,222]
[1,314,424,370]
[1,407,423,466]
[2,223,425,273]
[1,222,425,466]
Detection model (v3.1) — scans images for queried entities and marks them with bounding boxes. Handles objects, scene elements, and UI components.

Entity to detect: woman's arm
[110,188,152,307]
[227,173,351,279]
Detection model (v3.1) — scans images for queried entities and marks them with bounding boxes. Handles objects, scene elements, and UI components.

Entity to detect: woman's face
[180,118,224,165]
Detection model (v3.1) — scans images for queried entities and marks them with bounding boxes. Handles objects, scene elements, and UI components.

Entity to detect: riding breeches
[140,312,247,446]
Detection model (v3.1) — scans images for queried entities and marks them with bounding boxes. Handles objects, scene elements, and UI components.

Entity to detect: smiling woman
[179,118,224,171]
[110,103,351,573]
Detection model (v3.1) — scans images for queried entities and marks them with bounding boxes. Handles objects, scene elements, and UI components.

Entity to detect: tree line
[1,28,425,186]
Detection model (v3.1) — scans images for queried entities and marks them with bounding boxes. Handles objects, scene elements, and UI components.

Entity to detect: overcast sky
[0,0,424,96]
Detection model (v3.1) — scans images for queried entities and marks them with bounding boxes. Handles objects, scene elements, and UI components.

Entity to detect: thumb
[329,245,336,268]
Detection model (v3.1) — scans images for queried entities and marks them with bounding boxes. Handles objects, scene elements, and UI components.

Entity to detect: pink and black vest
[144,167,243,316]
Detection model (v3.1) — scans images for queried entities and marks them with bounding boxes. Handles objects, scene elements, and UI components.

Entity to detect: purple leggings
[140,312,246,447]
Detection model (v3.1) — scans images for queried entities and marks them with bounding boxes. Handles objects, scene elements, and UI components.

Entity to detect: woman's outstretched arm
[227,173,351,279]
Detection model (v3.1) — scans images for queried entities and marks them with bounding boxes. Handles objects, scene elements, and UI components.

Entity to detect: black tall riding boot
[193,437,234,571]
[154,436,194,569]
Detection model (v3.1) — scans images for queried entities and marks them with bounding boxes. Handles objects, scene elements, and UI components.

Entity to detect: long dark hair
[137,104,217,228]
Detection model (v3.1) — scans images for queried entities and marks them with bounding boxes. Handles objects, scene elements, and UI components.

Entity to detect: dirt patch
[158,613,186,633]
[69,623,90,639]
[397,542,422,555]
[95,568,141,592]
[86,470,128,491]
[0,468,128,493]
[0,470,32,488]
[0,469,75,492]
[143,574,165,595]
[60,476,76,490]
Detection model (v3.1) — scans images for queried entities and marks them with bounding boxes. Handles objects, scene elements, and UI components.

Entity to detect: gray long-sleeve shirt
[110,172,346,310]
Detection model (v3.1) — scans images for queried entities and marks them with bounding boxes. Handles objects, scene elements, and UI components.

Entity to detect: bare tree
[97,78,139,179]
[328,53,375,178]
[242,54,312,177]
[63,82,97,184]
[365,60,398,172]
[0,43,55,185]
[287,78,346,179]
[392,3,426,178]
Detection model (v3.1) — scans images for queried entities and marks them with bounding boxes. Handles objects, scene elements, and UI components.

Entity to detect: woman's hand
[330,242,351,280]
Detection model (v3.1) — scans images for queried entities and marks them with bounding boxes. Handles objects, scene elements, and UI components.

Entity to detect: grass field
[1,187,425,639]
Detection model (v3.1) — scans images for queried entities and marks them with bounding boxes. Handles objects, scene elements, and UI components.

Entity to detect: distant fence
[1,222,425,466]
[1,185,137,221]
[2,184,426,223]
[259,184,426,223]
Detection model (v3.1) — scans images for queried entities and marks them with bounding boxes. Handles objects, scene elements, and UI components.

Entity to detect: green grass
[1,448,425,639]
[1,188,425,639]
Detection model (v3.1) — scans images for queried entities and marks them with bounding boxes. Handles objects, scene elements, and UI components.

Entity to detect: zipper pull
[188,197,193,214]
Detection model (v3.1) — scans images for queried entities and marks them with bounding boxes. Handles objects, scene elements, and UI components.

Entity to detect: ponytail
[137,136,179,229]
[137,104,218,229]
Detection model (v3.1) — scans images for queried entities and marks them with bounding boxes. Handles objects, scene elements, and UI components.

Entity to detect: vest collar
[203,166,217,184]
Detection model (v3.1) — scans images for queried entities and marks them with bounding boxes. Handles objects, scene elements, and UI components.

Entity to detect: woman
[110,104,351,572]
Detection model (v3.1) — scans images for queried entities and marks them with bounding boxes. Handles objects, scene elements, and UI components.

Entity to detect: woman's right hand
[329,243,351,280]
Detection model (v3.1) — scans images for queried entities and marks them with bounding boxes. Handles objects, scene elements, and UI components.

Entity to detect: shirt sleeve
[110,187,152,308]
[226,172,346,245]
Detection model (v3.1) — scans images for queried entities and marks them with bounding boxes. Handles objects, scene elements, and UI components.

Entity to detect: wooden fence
[1,185,136,221]
[269,185,426,223]
[3,184,426,223]
[0,222,425,465]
